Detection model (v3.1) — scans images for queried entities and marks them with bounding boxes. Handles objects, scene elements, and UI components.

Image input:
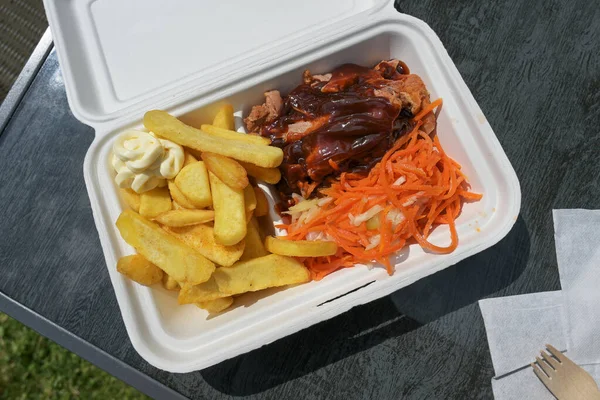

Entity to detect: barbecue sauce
[259,61,414,207]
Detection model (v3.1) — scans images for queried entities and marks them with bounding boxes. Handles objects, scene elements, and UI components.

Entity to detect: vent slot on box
[317,281,376,307]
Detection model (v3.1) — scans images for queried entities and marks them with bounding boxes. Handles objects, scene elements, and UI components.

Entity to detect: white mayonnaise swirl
[112,130,184,193]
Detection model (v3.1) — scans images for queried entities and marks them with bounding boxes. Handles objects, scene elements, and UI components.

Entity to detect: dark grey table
[1,2,598,399]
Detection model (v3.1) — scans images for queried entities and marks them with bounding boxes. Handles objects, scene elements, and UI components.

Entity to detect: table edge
[0,291,188,400]
[0,29,189,400]
[0,30,53,135]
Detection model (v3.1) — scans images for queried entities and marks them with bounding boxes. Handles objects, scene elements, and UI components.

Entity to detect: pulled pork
[244,59,436,207]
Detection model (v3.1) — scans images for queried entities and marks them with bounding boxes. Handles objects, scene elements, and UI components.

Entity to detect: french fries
[116,210,215,285]
[162,274,180,291]
[212,105,235,130]
[240,218,269,260]
[113,109,318,316]
[214,254,310,294]
[183,151,198,166]
[264,236,338,257]
[244,185,257,223]
[144,110,283,168]
[209,172,247,246]
[196,297,234,314]
[139,186,172,218]
[167,180,196,209]
[244,185,257,214]
[174,161,212,208]
[202,152,249,190]
[179,277,226,304]
[154,209,214,227]
[165,224,245,267]
[179,254,309,304]
[185,148,203,160]
[172,201,185,210]
[254,187,269,217]
[200,124,271,146]
[117,254,163,286]
[120,188,141,212]
[239,162,281,184]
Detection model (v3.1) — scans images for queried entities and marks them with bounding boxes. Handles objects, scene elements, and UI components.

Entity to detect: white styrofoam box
[44,0,520,372]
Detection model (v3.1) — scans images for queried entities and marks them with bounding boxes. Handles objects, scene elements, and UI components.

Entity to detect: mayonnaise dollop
[112,130,184,193]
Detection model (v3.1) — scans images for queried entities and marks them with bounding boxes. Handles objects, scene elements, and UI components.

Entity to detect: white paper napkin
[553,209,600,365]
[492,365,600,400]
[479,291,566,377]
[479,209,600,399]
[491,367,556,400]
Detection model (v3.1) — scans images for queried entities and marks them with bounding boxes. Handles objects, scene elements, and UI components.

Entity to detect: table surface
[1,1,599,399]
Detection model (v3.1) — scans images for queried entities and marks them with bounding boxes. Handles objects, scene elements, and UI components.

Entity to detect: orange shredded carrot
[283,98,481,279]
[414,98,443,121]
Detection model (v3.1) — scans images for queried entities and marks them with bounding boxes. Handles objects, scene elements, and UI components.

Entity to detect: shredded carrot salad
[276,99,482,281]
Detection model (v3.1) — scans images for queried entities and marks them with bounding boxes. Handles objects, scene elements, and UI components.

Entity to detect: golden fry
[120,188,141,212]
[117,254,163,286]
[212,104,235,130]
[240,218,269,261]
[202,152,249,190]
[214,254,310,294]
[162,274,180,291]
[200,124,270,146]
[116,210,215,285]
[179,254,309,303]
[165,224,245,267]
[185,147,203,160]
[244,185,257,214]
[264,236,338,257]
[196,297,234,314]
[154,209,214,227]
[139,186,172,218]
[183,151,198,166]
[174,161,212,208]
[209,172,247,246]
[167,180,196,209]
[254,187,269,217]
[144,110,283,168]
[179,278,227,304]
[239,162,281,184]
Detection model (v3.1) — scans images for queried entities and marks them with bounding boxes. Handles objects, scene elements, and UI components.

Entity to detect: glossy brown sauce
[259,61,415,207]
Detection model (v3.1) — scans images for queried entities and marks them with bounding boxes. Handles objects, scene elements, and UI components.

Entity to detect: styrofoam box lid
[44,0,387,126]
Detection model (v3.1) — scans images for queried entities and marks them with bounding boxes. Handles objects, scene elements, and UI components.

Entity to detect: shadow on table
[390,216,531,323]
[201,216,530,396]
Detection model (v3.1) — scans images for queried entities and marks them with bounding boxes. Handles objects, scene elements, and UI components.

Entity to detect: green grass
[0,313,148,399]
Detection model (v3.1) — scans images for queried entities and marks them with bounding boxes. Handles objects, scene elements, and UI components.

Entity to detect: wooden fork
[531,344,600,400]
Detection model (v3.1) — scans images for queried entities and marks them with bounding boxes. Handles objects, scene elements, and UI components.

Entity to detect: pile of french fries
[114,105,337,314]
